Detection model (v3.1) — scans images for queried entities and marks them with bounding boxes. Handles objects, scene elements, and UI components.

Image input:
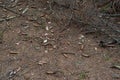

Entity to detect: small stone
[35,46,40,50]
[95,47,98,51]
[43,39,48,43]
[48,22,51,24]
[45,26,49,31]
[31,72,34,76]
[78,42,82,45]
[53,45,57,49]
[45,50,48,53]
[45,33,48,36]
[16,42,20,45]
[78,35,85,40]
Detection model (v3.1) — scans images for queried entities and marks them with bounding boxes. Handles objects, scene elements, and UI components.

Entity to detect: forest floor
[0,0,120,80]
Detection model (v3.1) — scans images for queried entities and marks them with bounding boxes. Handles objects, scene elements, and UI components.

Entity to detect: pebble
[45,26,49,31]
[43,39,48,43]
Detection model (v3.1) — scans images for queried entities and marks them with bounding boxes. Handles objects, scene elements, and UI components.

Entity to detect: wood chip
[46,71,55,74]
[80,45,85,50]
[63,54,68,58]
[38,60,47,65]
[81,53,90,58]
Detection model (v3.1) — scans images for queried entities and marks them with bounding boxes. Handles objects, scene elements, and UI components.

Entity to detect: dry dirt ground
[0,0,120,80]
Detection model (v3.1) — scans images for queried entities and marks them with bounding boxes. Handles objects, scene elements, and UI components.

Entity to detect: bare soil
[0,0,120,80]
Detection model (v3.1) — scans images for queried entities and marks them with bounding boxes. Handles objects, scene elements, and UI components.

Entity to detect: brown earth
[0,0,120,80]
